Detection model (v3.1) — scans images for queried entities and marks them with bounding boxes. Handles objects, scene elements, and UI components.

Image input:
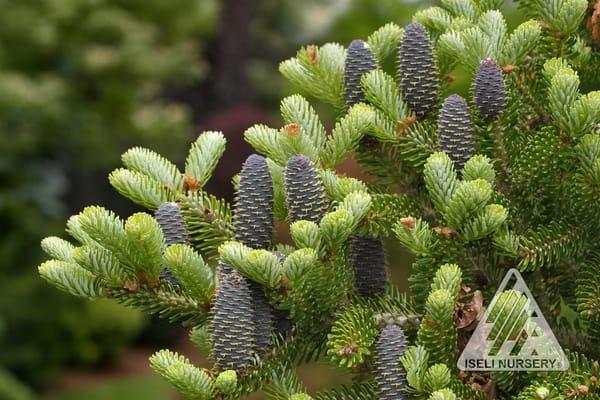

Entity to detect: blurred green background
[0,0,523,398]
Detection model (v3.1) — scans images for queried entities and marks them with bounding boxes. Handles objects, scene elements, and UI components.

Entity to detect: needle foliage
[38,1,600,398]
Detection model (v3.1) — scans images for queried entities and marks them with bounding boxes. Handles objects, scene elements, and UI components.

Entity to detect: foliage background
[0,0,527,398]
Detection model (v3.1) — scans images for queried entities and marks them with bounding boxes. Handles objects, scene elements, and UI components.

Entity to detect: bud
[438,94,475,173]
[215,370,237,395]
[473,58,506,120]
[234,154,274,249]
[290,394,313,400]
[285,155,328,223]
[535,386,549,399]
[398,23,439,118]
[344,39,377,110]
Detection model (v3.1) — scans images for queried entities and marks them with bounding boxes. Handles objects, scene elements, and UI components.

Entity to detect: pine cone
[233,154,274,249]
[350,235,388,297]
[438,94,475,173]
[344,39,377,110]
[218,260,235,276]
[272,307,293,337]
[249,282,274,355]
[473,58,506,120]
[155,202,189,245]
[285,155,328,223]
[398,23,439,118]
[212,272,256,372]
[375,324,409,400]
[155,202,189,284]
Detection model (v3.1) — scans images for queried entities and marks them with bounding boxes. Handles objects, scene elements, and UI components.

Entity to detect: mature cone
[212,272,256,372]
[272,307,293,337]
[344,39,377,110]
[233,154,274,249]
[285,155,328,223]
[438,94,476,173]
[375,324,409,400]
[218,260,235,276]
[398,23,439,118]
[473,58,506,120]
[155,202,189,245]
[350,235,388,297]
[249,283,274,355]
[155,202,189,284]
[218,263,274,357]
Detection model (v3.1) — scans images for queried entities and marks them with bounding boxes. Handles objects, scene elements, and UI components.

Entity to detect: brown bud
[307,45,318,64]
[396,113,417,137]
[578,385,589,395]
[501,64,518,74]
[124,279,140,291]
[183,175,200,191]
[588,0,600,41]
[537,20,551,30]
[284,123,302,137]
[434,226,456,237]
[399,216,416,230]
[338,342,358,355]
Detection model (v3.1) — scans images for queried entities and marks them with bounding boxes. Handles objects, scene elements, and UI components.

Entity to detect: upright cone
[155,202,189,245]
[232,154,275,356]
[438,94,475,173]
[285,155,328,223]
[212,272,256,373]
[344,39,378,111]
[233,154,274,249]
[375,324,409,400]
[398,23,439,118]
[155,202,189,284]
[473,58,506,120]
[350,235,387,297]
[249,283,274,355]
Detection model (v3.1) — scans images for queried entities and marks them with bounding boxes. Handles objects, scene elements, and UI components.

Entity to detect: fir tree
[38,1,600,399]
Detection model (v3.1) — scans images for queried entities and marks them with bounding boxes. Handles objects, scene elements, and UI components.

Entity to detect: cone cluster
[438,94,476,172]
[375,324,409,400]
[473,58,506,120]
[398,23,439,118]
[344,39,378,110]
[350,235,388,297]
[219,154,276,364]
[285,155,328,223]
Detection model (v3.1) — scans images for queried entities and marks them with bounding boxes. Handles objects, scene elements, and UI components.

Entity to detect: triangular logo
[457,268,569,371]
